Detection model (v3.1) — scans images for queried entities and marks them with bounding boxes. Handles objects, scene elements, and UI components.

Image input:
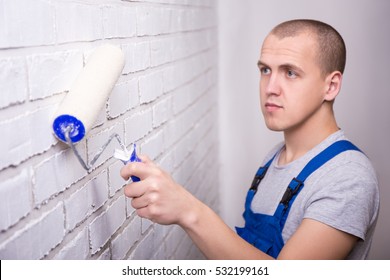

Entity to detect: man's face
[258,33,329,133]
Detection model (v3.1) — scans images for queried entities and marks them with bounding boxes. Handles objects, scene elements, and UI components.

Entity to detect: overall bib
[236,140,361,258]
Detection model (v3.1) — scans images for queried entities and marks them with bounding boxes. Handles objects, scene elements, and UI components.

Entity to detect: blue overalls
[236,140,361,258]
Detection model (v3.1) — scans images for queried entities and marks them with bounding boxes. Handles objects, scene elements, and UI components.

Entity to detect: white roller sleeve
[52,44,125,143]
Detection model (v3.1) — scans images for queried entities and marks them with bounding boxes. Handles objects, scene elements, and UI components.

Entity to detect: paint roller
[52,44,140,176]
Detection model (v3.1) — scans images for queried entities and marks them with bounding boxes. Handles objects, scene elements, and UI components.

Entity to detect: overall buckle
[250,167,268,192]
[280,177,304,208]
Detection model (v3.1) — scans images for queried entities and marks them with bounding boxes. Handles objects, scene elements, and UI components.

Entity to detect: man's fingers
[131,195,149,209]
[123,181,145,198]
[120,156,161,181]
[120,161,147,181]
[139,154,153,164]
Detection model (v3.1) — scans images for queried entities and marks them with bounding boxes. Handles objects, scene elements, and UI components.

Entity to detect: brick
[140,130,164,160]
[0,106,57,171]
[163,120,179,149]
[172,155,194,186]
[64,170,108,231]
[151,224,169,259]
[0,202,65,259]
[171,86,192,116]
[55,2,102,43]
[64,185,89,231]
[162,56,202,93]
[0,169,32,231]
[133,42,151,72]
[171,106,197,140]
[97,248,111,260]
[172,132,193,168]
[107,83,130,119]
[129,229,155,260]
[0,57,28,109]
[107,79,139,119]
[157,149,175,174]
[122,42,151,74]
[92,107,107,129]
[170,9,185,33]
[34,146,87,206]
[141,218,153,234]
[53,227,89,260]
[126,197,136,217]
[187,243,204,260]
[86,170,109,214]
[124,109,153,143]
[128,78,140,110]
[139,71,163,104]
[87,124,124,168]
[102,5,137,38]
[153,96,172,128]
[172,74,207,115]
[170,35,188,60]
[121,44,135,74]
[136,6,172,36]
[0,0,55,48]
[151,38,173,67]
[111,216,141,260]
[164,225,186,257]
[162,65,181,93]
[173,235,193,259]
[152,244,166,260]
[89,196,126,254]
[108,160,125,197]
[27,51,83,100]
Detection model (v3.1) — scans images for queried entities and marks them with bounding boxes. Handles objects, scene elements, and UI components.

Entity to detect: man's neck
[279,109,339,165]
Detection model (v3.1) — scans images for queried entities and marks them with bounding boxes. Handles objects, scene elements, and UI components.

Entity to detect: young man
[120,19,380,259]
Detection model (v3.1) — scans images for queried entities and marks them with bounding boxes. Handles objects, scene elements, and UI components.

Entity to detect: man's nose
[264,74,281,96]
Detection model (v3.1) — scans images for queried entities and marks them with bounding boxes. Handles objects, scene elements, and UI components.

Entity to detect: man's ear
[324,71,343,102]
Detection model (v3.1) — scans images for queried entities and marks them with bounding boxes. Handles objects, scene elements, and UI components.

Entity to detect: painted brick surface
[108,160,126,197]
[0,0,55,48]
[27,51,83,100]
[0,202,65,259]
[55,2,102,43]
[53,228,90,260]
[0,0,218,260]
[102,6,137,38]
[0,169,32,231]
[0,106,57,170]
[0,57,28,109]
[111,216,141,259]
[34,147,87,205]
[89,196,126,254]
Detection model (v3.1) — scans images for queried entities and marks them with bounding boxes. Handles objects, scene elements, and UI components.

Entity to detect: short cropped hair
[270,19,346,75]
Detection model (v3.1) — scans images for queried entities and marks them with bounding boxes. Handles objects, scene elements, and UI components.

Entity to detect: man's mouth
[265,102,283,112]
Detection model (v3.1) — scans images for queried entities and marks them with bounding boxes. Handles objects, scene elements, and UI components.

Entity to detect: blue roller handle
[128,146,141,182]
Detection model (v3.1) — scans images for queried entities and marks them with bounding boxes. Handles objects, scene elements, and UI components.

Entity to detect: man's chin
[264,123,284,132]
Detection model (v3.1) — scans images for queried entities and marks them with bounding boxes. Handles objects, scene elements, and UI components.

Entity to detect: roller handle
[114,144,141,182]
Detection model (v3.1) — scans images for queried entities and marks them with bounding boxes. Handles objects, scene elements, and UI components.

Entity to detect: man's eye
[287,70,297,78]
[260,67,271,75]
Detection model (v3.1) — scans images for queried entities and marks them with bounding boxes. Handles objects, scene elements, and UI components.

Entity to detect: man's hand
[120,155,198,227]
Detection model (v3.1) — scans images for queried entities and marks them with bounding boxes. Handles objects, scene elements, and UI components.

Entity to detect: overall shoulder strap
[250,153,277,192]
[295,140,361,183]
[276,140,362,229]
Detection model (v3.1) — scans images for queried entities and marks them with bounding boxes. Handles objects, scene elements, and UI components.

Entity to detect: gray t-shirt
[251,130,380,259]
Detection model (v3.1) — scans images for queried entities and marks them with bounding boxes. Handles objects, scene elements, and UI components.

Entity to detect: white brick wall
[0,0,218,260]
[27,51,83,100]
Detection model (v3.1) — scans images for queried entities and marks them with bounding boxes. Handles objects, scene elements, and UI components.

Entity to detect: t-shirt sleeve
[303,161,379,240]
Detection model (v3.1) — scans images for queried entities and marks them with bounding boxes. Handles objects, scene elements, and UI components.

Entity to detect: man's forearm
[180,200,274,260]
